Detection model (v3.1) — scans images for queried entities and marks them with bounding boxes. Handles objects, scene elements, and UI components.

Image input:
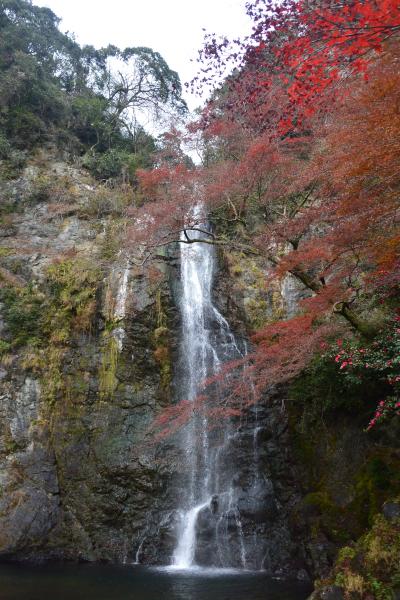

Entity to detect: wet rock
[237,479,278,522]
[297,569,311,581]
[307,538,336,579]
[211,494,219,514]
[196,506,219,540]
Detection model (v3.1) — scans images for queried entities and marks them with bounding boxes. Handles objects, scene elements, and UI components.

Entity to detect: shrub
[82,187,131,219]
[82,149,127,181]
[0,285,43,347]
[0,339,11,355]
[327,317,400,430]
[27,175,53,204]
[0,142,27,180]
[82,148,147,184]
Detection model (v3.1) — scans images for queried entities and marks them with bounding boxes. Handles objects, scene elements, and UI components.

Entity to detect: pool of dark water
[0,564,312,600]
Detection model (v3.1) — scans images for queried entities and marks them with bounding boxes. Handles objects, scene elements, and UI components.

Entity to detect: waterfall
[112,262,130,351]
[173,502,209,568]
[114,263,130,320]
[171,215,248,570]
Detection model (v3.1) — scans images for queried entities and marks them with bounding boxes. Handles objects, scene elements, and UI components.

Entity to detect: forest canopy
[0,0,187,179]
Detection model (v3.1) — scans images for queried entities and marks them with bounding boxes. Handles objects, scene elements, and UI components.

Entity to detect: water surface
[0,564,312,600]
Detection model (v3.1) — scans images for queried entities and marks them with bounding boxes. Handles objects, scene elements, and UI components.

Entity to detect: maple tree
[196,0,400,133]
[126,1,400,434]
[223,44,399,407]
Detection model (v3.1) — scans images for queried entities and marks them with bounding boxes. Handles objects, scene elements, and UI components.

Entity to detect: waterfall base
[133,395,310,580]
[0,563,313,600]
[172,502,209,569]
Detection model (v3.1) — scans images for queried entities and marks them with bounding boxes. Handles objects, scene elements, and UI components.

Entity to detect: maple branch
[149,236,260,256]
[333,302,379,338]
[267,254,380,338]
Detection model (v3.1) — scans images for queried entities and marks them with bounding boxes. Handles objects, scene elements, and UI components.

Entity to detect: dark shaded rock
[0,439,60,559]
[237,479,278,523]
[308,586,344,600]
[307,538,336,579]
[297,568,311,581]
[383,502,400,521]
[196,506,219,540]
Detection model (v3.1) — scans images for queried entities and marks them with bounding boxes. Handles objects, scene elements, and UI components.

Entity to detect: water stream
[171,218,252,570]
[113,262,130,350]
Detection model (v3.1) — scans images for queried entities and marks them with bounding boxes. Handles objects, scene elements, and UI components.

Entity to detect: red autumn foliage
[196,0,400,133]
[127,1,400,435]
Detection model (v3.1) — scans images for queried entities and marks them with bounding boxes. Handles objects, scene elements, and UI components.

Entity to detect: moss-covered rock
[288,354,400,586]
[317,507,400,599]
[0,155,179,563]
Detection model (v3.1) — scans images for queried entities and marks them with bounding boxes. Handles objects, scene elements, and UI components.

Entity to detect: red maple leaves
[196,0,400,134]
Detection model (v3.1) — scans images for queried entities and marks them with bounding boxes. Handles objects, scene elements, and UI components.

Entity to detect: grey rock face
[0,406,60,559]
[0,162,180,563]
[9,378,40,445]
[237,478,278,522]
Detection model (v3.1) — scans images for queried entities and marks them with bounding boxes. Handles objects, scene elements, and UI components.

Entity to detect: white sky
[33,0,252,111]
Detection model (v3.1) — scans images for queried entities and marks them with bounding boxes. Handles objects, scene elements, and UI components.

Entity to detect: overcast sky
[33,0,252,110]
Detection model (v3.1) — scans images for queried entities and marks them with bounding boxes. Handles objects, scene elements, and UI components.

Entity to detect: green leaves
[329,317,400,429]
[0,0,186,174]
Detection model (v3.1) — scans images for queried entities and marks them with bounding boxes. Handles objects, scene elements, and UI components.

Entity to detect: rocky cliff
[0,153,399,595]
[0,154,181,562]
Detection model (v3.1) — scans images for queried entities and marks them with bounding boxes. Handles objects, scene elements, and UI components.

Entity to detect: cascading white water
[171,212,247,569]
[173,502,208,568]
[113,262,130,351]
[114,263,130,320]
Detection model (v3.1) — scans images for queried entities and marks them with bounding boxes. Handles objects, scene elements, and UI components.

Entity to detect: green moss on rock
[99,334,119,400]
[151,289,172,396]
[329,509,400,599]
